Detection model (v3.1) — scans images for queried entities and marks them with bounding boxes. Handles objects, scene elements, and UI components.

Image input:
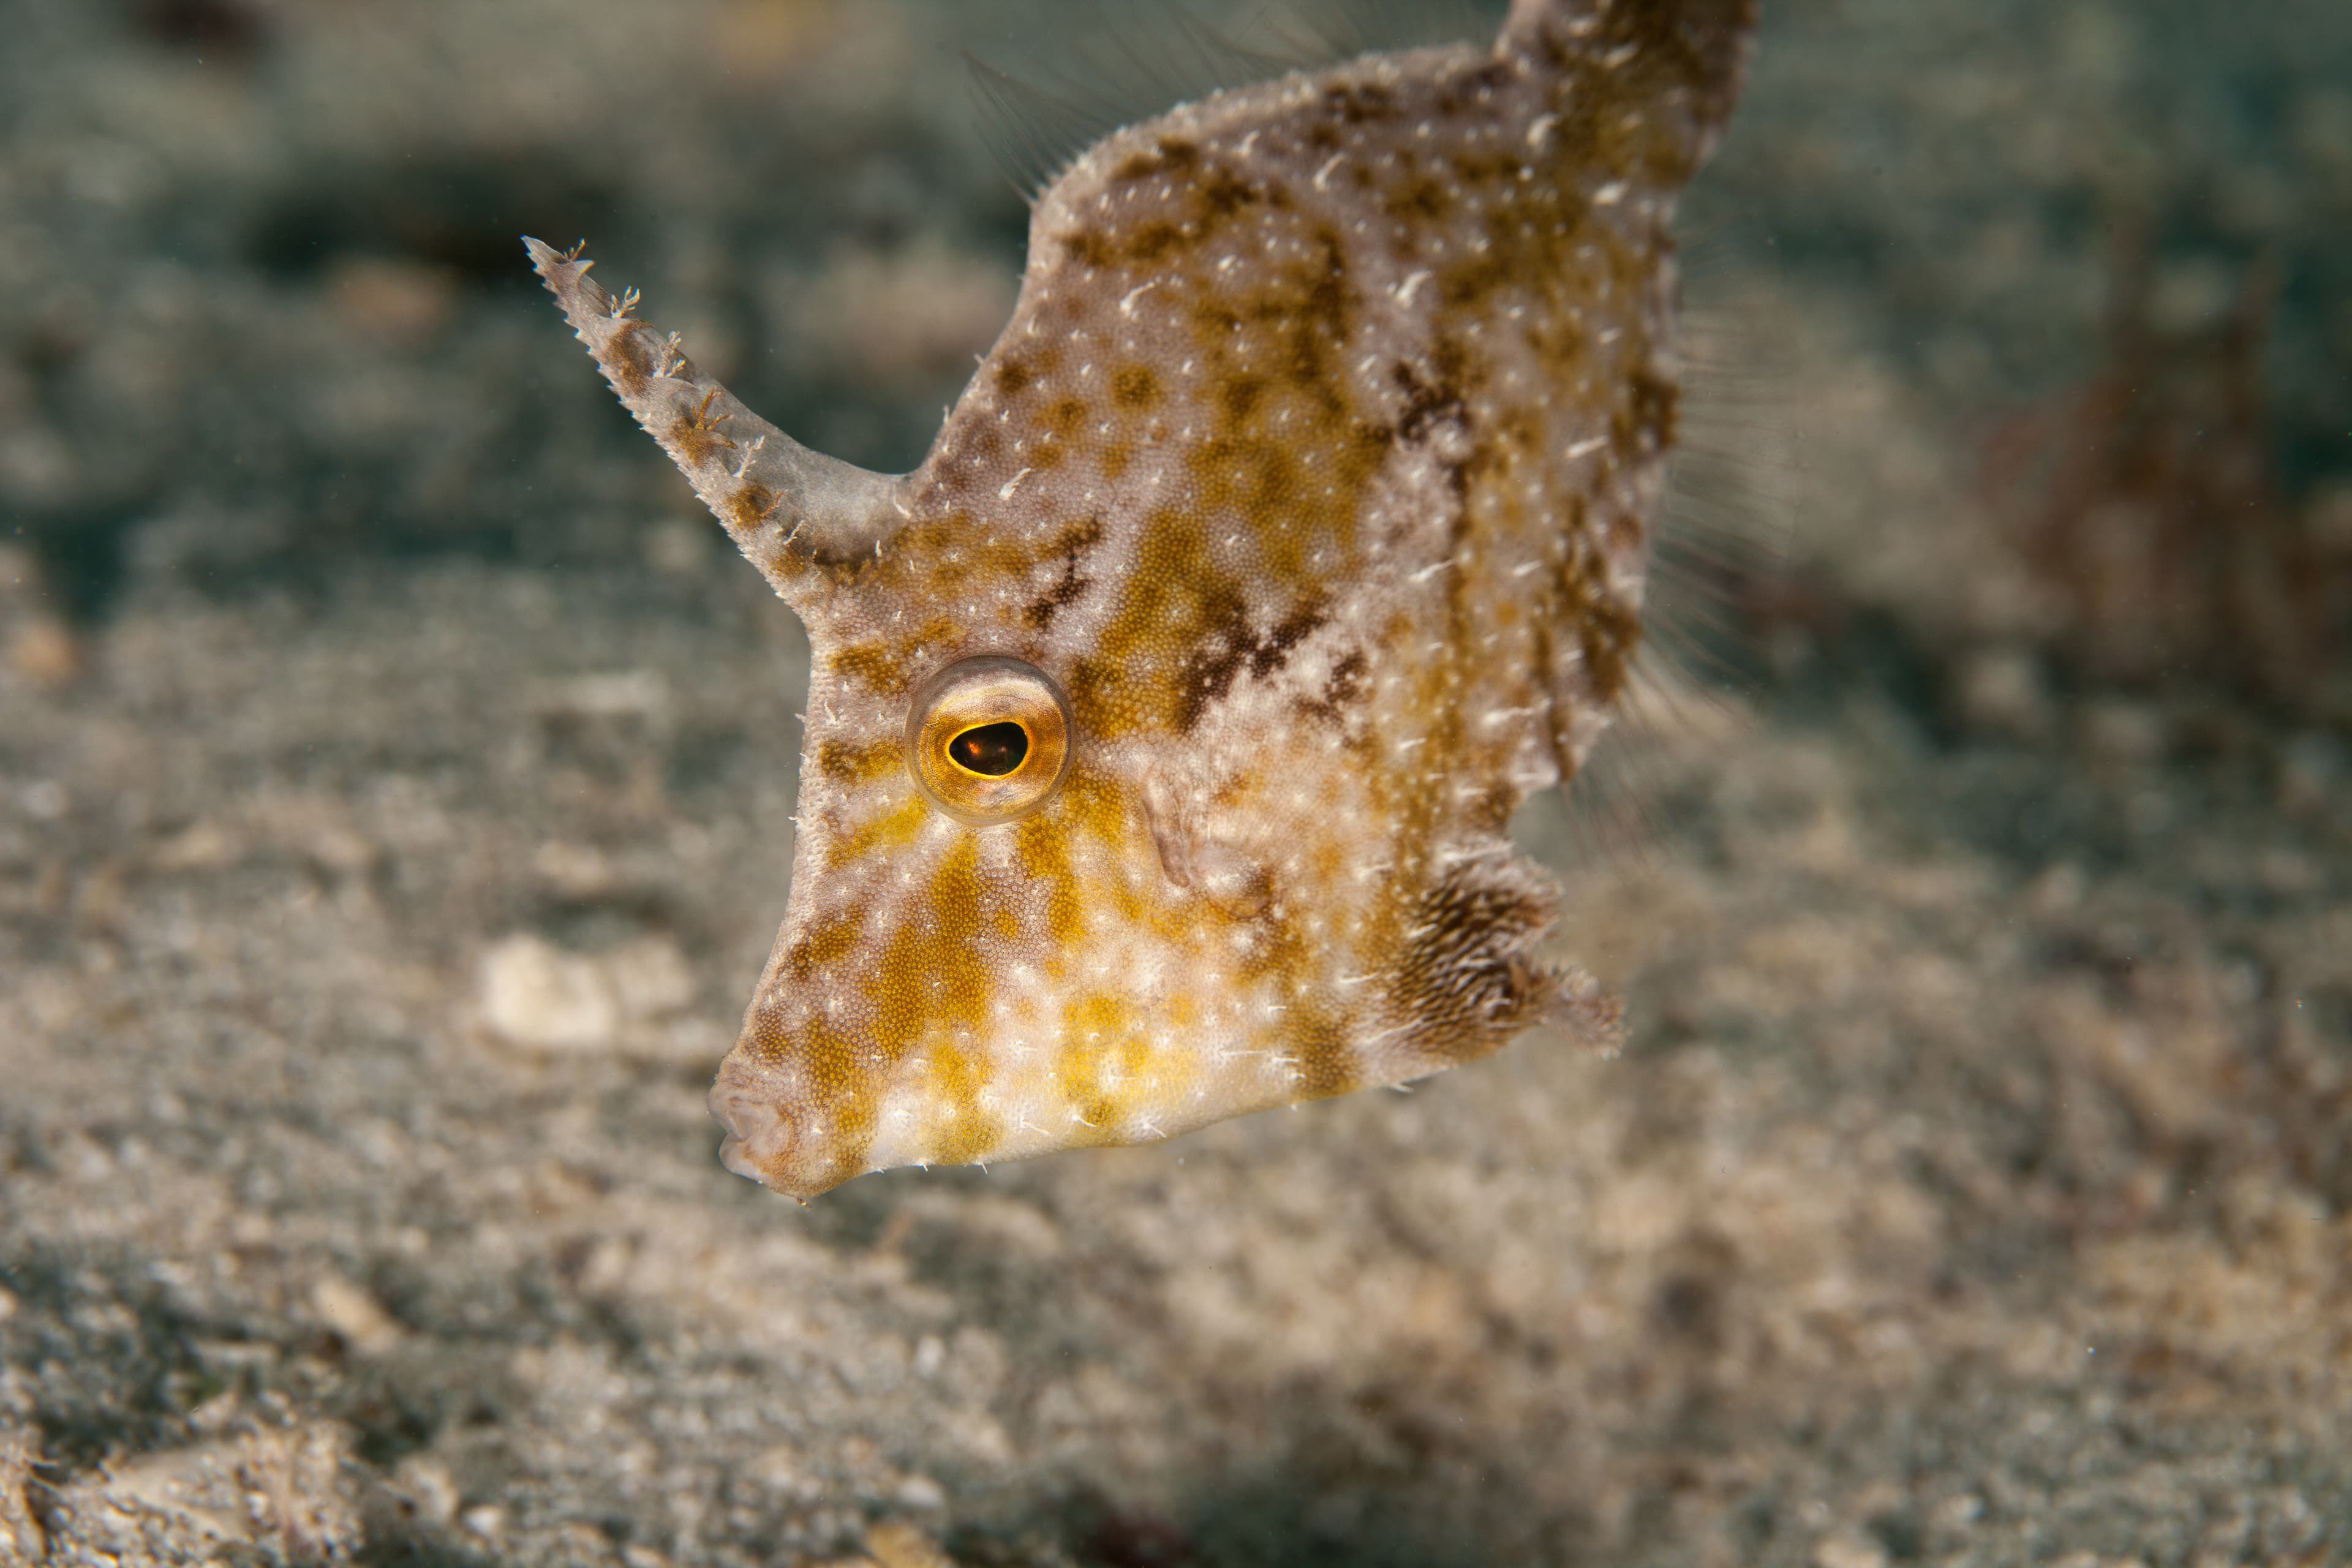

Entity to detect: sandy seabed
[2,1,2348,1564]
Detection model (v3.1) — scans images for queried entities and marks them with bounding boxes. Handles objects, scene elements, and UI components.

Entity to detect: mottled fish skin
[528,0,1754,1199]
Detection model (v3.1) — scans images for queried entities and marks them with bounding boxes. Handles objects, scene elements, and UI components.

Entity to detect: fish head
[714,464,1436,1199]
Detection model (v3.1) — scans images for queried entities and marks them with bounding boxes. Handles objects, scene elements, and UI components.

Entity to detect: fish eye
[948,721,1029,776]
[905,657,1072,825]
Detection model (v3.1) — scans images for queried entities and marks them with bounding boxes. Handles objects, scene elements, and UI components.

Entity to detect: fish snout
[707,1054,826,1200]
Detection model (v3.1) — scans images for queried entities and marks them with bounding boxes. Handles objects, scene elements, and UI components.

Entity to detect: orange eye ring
[905,657,1072,826]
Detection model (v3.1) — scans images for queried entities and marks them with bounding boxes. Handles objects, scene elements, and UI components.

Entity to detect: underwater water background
[2,0,2348,1564]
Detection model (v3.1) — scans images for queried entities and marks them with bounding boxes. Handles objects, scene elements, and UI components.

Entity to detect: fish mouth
[707,1058,811,1199]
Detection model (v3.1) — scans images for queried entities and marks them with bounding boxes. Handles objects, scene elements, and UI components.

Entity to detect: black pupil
[948,722,1029,777]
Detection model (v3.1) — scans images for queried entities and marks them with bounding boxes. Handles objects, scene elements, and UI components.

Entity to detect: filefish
[527,0,1754,1199]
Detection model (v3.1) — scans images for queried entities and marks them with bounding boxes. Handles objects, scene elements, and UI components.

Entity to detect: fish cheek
[860,837,1005,1164]
[1012,815,1087,947]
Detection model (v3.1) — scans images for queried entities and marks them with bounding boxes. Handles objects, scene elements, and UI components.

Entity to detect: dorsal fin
[524,236,913,611]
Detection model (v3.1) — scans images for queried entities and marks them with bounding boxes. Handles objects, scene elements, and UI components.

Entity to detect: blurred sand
[2,1,2348,1564]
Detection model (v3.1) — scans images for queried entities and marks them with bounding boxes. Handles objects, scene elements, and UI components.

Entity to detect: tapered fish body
[530,0,1754,1199]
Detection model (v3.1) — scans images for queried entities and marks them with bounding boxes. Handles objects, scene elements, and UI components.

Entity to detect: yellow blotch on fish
[526,0,1756,1199]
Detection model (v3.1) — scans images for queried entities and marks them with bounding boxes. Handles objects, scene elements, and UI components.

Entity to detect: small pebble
[150,820,239,873]
[477,933,697,1051]
[310,1275,402,1354]
[477,933,620,1050]
[864,1520,955,1568]
[1812,1534,1889,1568]
[391,1458,459,1526]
